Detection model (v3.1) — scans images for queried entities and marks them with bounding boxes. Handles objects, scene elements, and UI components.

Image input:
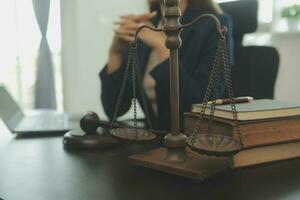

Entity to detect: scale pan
[110,128,156,144]
[187,134,242,157]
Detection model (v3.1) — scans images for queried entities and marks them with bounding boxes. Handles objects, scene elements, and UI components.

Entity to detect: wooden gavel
[79,111,123,135]
[63,111,122,150]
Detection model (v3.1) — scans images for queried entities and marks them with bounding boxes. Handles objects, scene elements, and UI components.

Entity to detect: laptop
[0,85,70,135]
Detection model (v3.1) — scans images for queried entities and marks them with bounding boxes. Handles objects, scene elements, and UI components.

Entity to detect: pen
[207,96,254,105]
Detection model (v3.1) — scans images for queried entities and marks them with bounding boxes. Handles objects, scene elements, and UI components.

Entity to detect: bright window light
[259,0,274,23]
[0,0,62,110]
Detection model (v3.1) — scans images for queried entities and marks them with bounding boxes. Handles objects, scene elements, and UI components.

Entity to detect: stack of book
[185,99,300,168]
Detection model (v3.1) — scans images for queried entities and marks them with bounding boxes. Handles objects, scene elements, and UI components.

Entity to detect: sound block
[129,147,232,181]
[63,131,120,150]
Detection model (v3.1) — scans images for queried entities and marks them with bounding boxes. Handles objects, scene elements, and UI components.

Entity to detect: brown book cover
[186,141,300,169]
[232,141,300,168]
[184,112,300,148]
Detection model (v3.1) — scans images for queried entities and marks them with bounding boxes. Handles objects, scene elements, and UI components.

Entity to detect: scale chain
[220,36,244,147]
[131,46,138,138]
[110,46,134,130]
[110,42,154,138]
[190,34,224,145]
[132,45,153,130]
[190,26,244,148]
[207,38,224,135]
[207,34,227,135]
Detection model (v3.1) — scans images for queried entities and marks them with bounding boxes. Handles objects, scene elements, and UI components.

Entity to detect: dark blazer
[100,6,234,132]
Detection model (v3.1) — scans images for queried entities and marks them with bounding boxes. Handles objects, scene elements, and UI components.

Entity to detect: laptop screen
[0,86,24,130]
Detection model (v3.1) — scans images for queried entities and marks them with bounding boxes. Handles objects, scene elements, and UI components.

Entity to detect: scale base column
[163,133,187,162]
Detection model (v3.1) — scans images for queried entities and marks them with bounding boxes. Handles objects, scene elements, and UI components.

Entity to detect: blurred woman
[100,0,234,131]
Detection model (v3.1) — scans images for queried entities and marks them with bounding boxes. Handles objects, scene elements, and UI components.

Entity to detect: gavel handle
[98,120,121,129]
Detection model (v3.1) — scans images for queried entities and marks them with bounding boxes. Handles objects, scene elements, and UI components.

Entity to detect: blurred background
[0,0,299,119]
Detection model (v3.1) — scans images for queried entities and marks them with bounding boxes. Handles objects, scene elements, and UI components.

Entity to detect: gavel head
[80,111,101,135]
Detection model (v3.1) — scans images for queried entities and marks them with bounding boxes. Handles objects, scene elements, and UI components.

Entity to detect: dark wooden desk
[1,121,300,200]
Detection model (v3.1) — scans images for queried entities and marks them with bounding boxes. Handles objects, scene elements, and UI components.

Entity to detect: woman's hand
[107,12,169,75]
[110,12,156,53]
[115,12,169,61]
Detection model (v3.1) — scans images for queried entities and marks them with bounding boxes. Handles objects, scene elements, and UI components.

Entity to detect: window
[273,0,300,32]
[0,0,62,111]
[258,0,274,24]
[255,0,300,32]
[216,0,274,28]
[218,0,300,32]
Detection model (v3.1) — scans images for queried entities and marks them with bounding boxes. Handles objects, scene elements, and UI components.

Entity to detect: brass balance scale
[64,0,244,180]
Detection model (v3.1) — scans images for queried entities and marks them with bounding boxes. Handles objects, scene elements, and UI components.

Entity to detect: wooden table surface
[1,120,300,200]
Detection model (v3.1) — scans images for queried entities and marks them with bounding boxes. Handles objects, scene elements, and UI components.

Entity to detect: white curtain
[33,0,57,109]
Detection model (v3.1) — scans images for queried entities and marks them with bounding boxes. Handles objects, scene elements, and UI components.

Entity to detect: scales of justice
[64,0,245,180]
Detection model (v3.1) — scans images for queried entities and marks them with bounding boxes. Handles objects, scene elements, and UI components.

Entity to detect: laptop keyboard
[16,113,68,132]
